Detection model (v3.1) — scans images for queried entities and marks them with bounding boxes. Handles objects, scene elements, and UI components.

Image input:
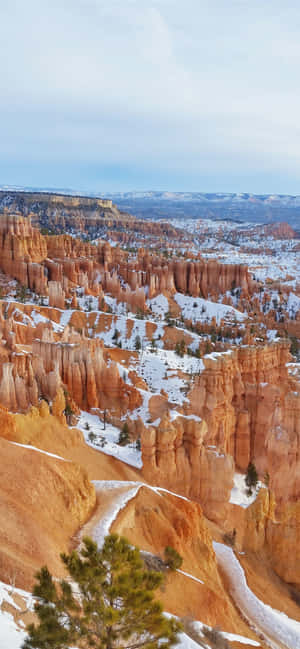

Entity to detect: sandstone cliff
[0,406,95,589]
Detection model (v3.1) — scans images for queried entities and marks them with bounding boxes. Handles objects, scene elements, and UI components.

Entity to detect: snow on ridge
[91,480,142,547]
[174,292,245,324]
[214,542,300,649]
[75,411,142,469]
[230,473,262,508]
[287,292,300,317]
[147,294,169,319]
[0,581,34,649]
[177,569,204,585]
[191,619,260,647]
[130,347,204,410]
[10,441,67,462]
[89,480,197,550]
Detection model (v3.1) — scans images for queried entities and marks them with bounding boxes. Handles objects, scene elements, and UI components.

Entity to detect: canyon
[0,196,299,649]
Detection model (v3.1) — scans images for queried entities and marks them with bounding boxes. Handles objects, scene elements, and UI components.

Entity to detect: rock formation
[187,342,300,503]
[139,342,300,535]
[0,411,95,588]
[0,212,47,292]
[141,414,234,522]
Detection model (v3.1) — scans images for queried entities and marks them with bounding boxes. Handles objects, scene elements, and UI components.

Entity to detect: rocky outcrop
[0,191,118,230]
[46,232,254,304]
[111,486,262,638]
[187,342,300,505]
[48,280,65,309]
[261,222,297,239]
[0,211,255,317]
[0,316,141,416]
[141,414,234,522]
[267,501,300,586]
[227,487,300,586]
[0,212,47,291]
[0,424,95,589]
[139,343,300,530]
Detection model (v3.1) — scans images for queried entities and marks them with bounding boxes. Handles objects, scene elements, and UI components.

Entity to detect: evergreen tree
[245,461,258,493]
[23,534,181,649]
[175,340,185,358]
[164,546,183,571]
[118,422,130,446]
[135,335,141,351]
[290,336,299,358]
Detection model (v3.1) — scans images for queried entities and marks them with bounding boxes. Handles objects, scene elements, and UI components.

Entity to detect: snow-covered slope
[214,542,300,649]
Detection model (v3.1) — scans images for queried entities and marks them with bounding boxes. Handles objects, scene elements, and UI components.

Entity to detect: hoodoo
[0,194,299,648]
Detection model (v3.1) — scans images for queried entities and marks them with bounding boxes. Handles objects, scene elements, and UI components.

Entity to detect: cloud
[1,1,300,191]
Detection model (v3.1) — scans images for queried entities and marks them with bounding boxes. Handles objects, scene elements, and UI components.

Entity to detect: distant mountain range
[1,186,300,228]
[104,191,300,229]
[106,191,300,206]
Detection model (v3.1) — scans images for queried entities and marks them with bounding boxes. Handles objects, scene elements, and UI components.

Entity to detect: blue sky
[1,0,300,194]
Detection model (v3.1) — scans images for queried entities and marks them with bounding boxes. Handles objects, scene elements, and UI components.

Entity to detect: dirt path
[214,542,300,649]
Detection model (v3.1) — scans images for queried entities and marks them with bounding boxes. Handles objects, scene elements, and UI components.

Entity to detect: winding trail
[214,542,300,649]
[80,481,300,649]
[79,480,141,547]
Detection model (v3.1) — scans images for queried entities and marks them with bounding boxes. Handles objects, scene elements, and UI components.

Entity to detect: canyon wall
[0,301,141,416]
[141,415,234,523]
[188,342,300,505]
[0,213,254,310]
[0,404,95,589]
[0,213,47,292]
[141,342,300,523]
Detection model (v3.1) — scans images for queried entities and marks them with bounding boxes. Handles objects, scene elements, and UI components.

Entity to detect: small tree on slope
[245,461,258,494]
[22,534,181,649]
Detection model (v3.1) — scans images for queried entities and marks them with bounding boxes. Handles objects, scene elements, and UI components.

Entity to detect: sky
[1,0,300,194]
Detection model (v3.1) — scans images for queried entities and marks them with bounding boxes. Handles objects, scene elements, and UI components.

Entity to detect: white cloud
[1,1,300,190]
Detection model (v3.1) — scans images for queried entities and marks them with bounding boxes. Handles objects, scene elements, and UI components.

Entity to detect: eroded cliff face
[139,341,300,559]
[111,486,256,634]
[0,207,299,605]
[0,213,255,312]
[266,501,300,586]
[0,328,141,416]
[188,342,300,505]
[0,405,96,590]
[0,213,47,292]
[141,415,234,523]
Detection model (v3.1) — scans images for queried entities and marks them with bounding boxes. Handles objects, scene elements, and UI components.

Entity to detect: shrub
[222,529,236,547]
[112,328,120,341]
[64,403,74,418]
[164,546,183,571]
[118,422,130,446]
[203,625,230,649]
[290,336,299,358]
[135,335,141,351]
[245,461,258,493]
[175,340,185,357]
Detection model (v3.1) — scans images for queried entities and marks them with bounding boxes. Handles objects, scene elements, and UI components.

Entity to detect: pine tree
[23,534,181,649]
[290,336,299,358]
[135,335,141,351]
[245,461,258,493]
[118,422,130,446]
[164,546,183,571]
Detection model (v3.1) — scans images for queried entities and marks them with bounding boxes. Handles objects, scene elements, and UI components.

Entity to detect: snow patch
[174,293,245,324]
[75,411,142,469]
[230,473,262,508]
[214,542,300,649]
